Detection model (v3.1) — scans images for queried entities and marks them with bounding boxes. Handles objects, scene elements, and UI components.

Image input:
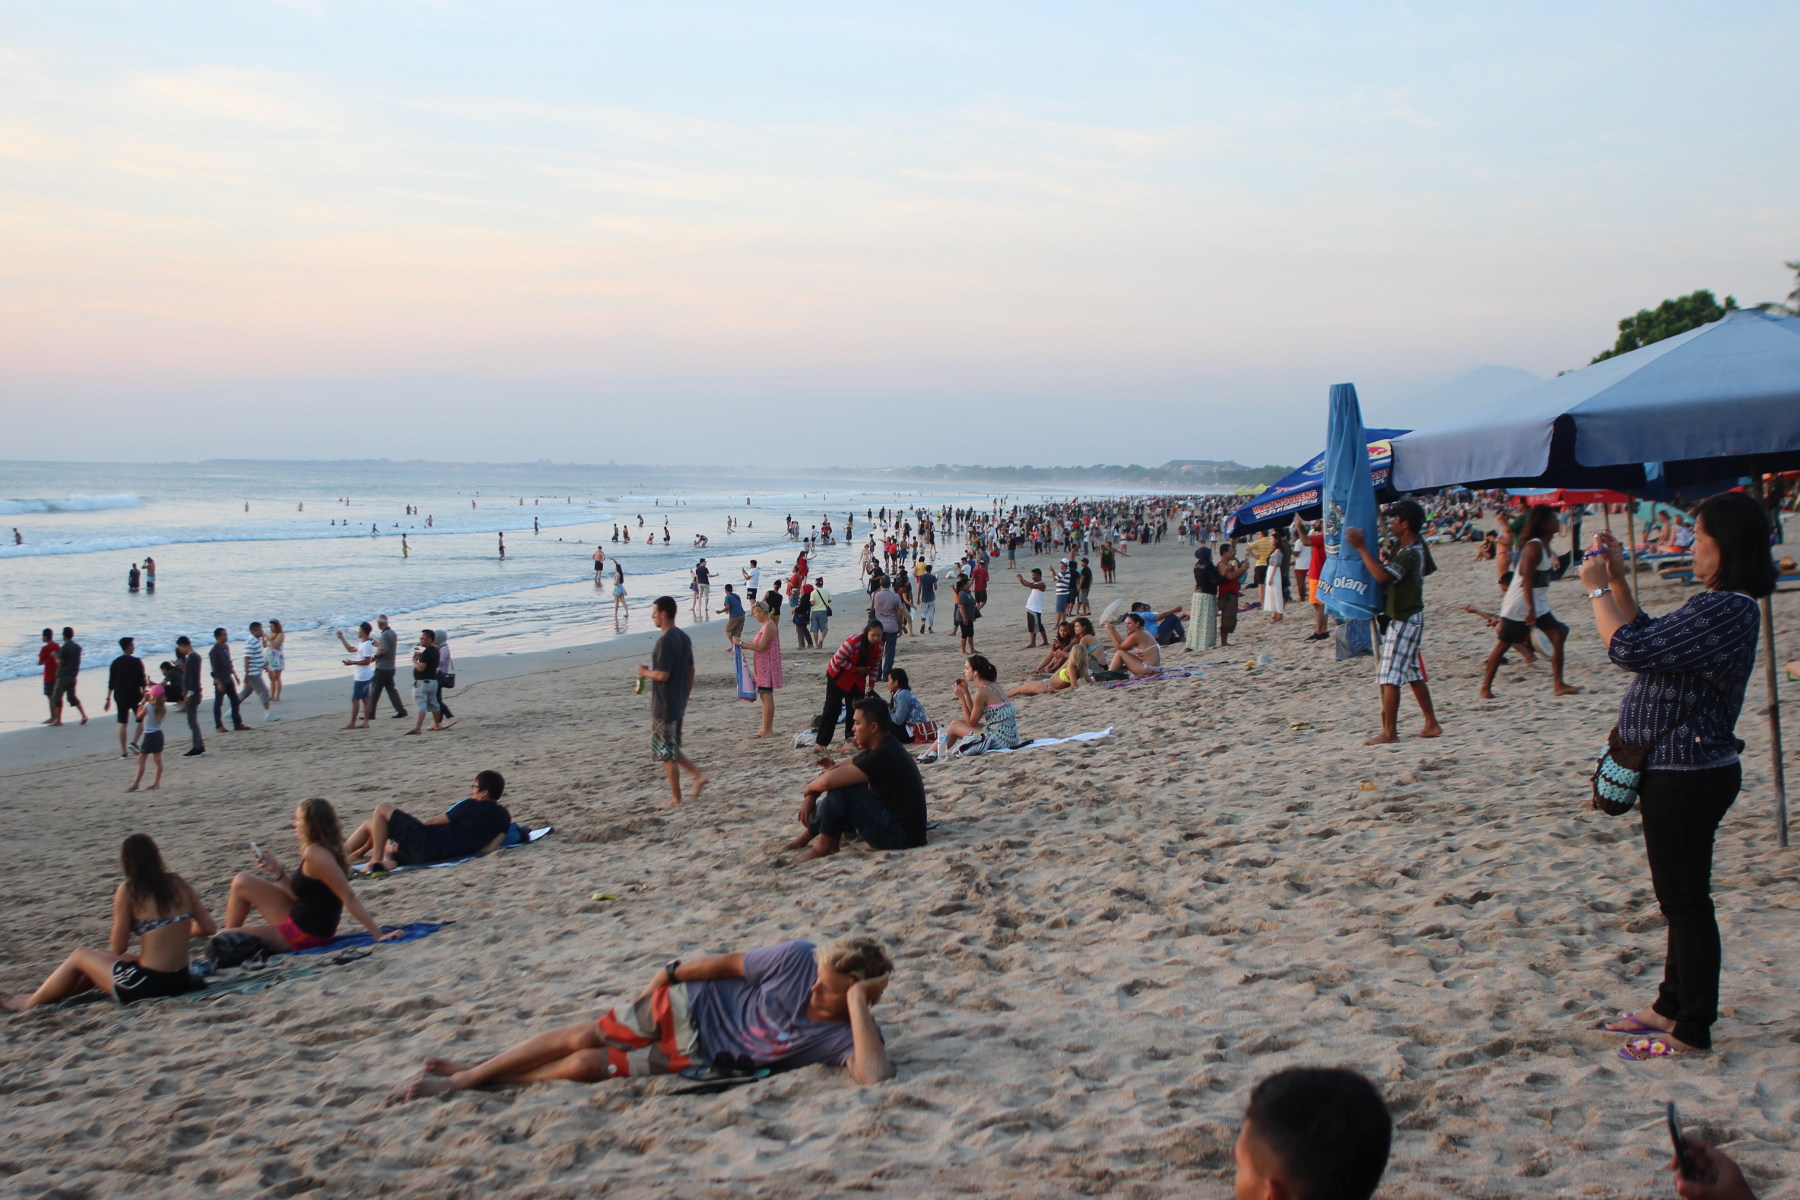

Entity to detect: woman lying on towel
[403,937,894,1099]
[5,834,216,1011]
[1007,643,1090,698]
[221,797,400,953]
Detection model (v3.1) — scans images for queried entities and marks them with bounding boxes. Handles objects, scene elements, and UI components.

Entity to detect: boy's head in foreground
[1235,1068,1391,1200]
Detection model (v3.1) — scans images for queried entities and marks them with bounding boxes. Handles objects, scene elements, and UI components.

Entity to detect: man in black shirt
[174,636,205,756]
[209,626,247,731]
[788,698,927,863]
[345,770,512,871]
[408,629,442,734]
[104,636,148,758]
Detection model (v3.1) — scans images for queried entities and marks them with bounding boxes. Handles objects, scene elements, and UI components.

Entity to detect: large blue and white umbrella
[1388,307,1800,845]
[1225,428,1410,537]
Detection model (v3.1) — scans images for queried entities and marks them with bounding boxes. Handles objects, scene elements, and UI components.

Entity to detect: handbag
[439,671,456,690]
[1590,687,1713,815]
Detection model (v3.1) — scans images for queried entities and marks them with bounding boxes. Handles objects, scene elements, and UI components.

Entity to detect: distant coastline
[4,457,1293,490]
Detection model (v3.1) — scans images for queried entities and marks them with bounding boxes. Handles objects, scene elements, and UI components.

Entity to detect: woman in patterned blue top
[1579,491,1774,1060]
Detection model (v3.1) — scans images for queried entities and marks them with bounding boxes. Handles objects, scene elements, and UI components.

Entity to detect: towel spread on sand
[37,965,320,1012]
[1104,669,1202,688]
[988,728,1113,753]
[286,920,452,956]
[355,826,553,875]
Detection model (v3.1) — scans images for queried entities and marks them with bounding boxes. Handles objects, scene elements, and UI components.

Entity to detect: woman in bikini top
[5,834,215,1011]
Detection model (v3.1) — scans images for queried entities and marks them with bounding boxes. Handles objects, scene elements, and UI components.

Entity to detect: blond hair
[818,936,892,981]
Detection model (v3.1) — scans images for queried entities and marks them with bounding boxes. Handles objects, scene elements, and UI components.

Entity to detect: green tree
[1757,258,1800,317]
[1591,289,1738,363]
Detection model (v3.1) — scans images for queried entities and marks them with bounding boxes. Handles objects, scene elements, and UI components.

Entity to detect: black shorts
[117,702,142,724]
[974,590,988,605]
[140,730,165,755]
[1025,611,1045,634]
[386,808,448,866]
[956,621,975,638]
[1498,613,1567,644]
[112,960,203,1005]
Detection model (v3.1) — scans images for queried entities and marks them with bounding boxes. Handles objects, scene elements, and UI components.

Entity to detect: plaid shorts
[1378,612,1426,686]
[650,717,683,761]
[595,983,699,1078]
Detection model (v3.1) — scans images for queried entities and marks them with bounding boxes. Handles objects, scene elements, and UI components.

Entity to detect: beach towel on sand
[286,920,452,956]
[354,826,552,875]
[1104,670,1201,689]
[987,728,1113,753]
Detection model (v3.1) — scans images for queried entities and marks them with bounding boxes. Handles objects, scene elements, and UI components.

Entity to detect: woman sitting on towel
[945,654,1022,750]
[1106,611,1161,677]
[403,936,894,1099]
[5,834,216,1010]
[1007,643,1089,698]
[221,797,399,952]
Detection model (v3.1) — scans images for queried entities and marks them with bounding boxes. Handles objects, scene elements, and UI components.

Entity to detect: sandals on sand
[1618,1037,1685,1062]
[1599,1011,1663,1034]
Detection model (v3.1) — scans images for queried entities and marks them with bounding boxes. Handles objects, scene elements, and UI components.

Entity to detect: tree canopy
[1757,258,1800,317]
[1591,289,1737,363]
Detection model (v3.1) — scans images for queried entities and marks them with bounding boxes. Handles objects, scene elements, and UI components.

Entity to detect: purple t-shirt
[687,940,870,1070]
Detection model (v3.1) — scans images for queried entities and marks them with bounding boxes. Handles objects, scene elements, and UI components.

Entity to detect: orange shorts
[595,983,700,1077]
[1307,578,1322,604]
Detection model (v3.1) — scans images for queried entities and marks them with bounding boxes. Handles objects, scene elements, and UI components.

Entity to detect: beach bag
[439,670,456,690]
[903,719,939,746]
[1590,690,1713,816]
[205,930,271,971]
[953,731,992,757]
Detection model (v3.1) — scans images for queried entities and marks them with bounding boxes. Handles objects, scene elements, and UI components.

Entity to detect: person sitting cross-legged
[788,698,928,862]
[404,936,895,1100]
[346,770,512,873]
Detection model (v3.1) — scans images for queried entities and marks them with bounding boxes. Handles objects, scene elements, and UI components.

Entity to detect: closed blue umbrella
[1316,383,1384,622]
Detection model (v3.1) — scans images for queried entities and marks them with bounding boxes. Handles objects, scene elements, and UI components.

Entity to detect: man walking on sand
[103,636,147,757]
[209,627,247,732]
[1344,500,1443,745]
[243,622,279,722]
[368,614,408,720]
[174,635,205,756]
[48,627,87,726]
[637,596,707,806]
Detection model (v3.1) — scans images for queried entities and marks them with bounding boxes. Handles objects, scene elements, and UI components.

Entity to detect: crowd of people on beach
[9,483,1789,1198]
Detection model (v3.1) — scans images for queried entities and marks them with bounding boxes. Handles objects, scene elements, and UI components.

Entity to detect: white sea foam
[0,494,142,516]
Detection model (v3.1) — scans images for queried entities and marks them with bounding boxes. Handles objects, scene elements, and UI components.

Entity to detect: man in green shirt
[1345,500,1443,746]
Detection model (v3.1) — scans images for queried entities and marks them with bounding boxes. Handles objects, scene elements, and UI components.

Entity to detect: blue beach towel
[354,826,552,876]
[287,920,452,956]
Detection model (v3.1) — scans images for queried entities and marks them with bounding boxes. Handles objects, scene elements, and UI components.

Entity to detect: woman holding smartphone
[220,797,400,952]
[5,834,215,1010]
[1581,492,1772,1060]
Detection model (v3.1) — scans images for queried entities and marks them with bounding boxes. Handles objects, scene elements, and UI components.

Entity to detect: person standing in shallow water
[1584,492,1772,1062]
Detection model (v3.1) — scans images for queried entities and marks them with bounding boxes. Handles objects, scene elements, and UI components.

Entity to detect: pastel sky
[2,2,1795,468]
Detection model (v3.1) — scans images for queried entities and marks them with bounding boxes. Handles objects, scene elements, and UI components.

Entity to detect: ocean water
[0,460,1103,732]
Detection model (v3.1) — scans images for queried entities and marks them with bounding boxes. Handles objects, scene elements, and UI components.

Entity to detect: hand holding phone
[1668,1103,1697,1181]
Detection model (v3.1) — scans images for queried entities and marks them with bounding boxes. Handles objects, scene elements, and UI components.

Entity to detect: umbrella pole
[1627,506,1640,594]
[1752,472,1790,848]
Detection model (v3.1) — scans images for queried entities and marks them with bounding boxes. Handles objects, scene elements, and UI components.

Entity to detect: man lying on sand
[405,937,894,1099]
[344,770,512,873]
[788,698,928,862]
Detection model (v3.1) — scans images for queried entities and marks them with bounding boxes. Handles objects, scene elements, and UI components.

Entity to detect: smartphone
[1667,1102,1697,1181]
[249,841,262,862]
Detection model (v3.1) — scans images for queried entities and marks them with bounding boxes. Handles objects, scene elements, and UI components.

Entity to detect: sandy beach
[2,534,1797,1199]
